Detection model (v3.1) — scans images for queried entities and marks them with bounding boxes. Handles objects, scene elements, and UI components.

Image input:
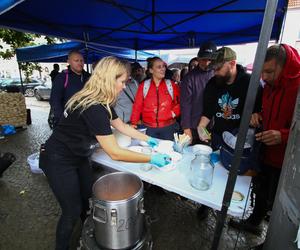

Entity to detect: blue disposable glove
[147,137,159,148]
[150,153,171,167]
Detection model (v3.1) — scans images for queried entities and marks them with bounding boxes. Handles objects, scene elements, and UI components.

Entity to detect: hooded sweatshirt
[50,67,90,121]
[262,44,300,168]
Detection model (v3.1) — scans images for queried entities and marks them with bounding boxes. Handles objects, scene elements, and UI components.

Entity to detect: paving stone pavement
[0,98,266,250]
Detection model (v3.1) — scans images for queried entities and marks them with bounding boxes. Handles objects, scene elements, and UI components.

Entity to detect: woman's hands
[147,137,159,147]
[150,153,171,167]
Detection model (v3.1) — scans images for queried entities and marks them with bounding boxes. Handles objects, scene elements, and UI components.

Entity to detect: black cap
[197,41,217,59]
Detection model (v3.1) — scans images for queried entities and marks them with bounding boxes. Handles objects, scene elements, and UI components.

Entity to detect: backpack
[48,70,69,129]
[143,79,174,100]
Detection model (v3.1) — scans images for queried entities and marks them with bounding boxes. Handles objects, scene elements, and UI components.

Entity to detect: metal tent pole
[83,32,90,73]
[85,47,89,73]
[134,39,138,62]
[211,0,279,249]
[17,62,24,94]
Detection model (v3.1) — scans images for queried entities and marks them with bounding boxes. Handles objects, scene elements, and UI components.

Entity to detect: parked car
[0,78,43,97]
[0,78,10,84]
[34,81,52,100]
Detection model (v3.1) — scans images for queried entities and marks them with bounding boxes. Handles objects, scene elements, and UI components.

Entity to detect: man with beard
[197,47,261,150]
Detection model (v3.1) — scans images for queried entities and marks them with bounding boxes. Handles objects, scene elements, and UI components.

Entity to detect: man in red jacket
[230,44,300,236]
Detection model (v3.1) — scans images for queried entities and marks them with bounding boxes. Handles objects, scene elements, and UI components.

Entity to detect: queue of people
[39,42,299,250]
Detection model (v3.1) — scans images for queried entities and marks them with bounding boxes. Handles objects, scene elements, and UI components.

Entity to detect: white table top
[91,146,251,217]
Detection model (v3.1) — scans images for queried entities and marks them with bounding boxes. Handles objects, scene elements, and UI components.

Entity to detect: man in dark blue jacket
[180,41,216,144]
[50,51,90,127]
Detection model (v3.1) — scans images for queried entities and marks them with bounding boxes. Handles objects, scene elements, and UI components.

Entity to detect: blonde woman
[39,56,170,250]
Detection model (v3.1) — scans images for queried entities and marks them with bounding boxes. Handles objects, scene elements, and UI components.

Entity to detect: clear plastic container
[27,153,44,174]
[189,153,214,191]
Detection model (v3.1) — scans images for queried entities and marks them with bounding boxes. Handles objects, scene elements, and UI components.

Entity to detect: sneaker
[229,218,262,236]
[197,205,209,220]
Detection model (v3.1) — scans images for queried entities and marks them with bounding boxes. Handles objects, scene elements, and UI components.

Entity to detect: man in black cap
[180,41,217,144]
[197,47,261,149]
[179,41,216,220]
[194,47,262,220]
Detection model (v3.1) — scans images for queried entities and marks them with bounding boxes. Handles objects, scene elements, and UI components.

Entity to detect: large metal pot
[92,172,145,250]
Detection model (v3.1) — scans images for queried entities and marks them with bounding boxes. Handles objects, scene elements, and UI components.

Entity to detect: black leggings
[39,149,92,250]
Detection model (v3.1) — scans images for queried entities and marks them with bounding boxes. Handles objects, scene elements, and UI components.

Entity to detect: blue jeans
[146,123,177,140]
[39,148,92,250]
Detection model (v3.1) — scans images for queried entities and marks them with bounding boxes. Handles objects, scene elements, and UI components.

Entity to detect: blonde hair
[66,56,129,118]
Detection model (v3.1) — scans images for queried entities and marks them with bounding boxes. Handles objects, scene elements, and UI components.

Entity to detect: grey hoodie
[114,79,138,123]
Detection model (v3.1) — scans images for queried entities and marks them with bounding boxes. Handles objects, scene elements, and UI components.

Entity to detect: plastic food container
[27,153,44,174]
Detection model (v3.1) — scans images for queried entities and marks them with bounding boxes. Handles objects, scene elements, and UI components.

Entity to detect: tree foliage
[0,29,60,80]
[19,62,42,81]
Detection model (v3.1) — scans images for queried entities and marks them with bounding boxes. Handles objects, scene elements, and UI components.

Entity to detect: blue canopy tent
[16,41,156,63]
[0,0,288,50]
[0,0,290,249]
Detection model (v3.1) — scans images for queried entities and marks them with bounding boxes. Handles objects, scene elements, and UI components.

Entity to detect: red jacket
[262,44,300,168]
[131,79,180,128]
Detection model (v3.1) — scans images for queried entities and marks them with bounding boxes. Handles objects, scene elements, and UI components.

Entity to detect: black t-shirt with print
[202,65,261,136]
[46,104,118,157]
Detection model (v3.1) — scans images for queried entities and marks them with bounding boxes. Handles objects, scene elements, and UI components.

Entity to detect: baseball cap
[197,41,217,59]
[209,47,237,70]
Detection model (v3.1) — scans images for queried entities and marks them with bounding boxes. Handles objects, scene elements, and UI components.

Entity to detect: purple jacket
[180,66,214,129]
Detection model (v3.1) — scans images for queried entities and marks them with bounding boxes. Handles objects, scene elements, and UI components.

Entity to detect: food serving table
[91,144,251,217]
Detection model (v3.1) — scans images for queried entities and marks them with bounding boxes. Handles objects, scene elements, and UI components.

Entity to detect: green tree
[0,29,59,81]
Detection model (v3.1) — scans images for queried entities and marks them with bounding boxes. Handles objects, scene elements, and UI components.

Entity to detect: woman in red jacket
[131,57,180,140]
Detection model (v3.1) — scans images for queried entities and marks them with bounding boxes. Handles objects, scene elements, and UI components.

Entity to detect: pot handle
[93,203,107,223]
[138,197,146,214]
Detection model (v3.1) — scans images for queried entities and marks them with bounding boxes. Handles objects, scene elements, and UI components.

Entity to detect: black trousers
[250,163,281,225]
[146,122,177,140]
[39,149,92,250]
